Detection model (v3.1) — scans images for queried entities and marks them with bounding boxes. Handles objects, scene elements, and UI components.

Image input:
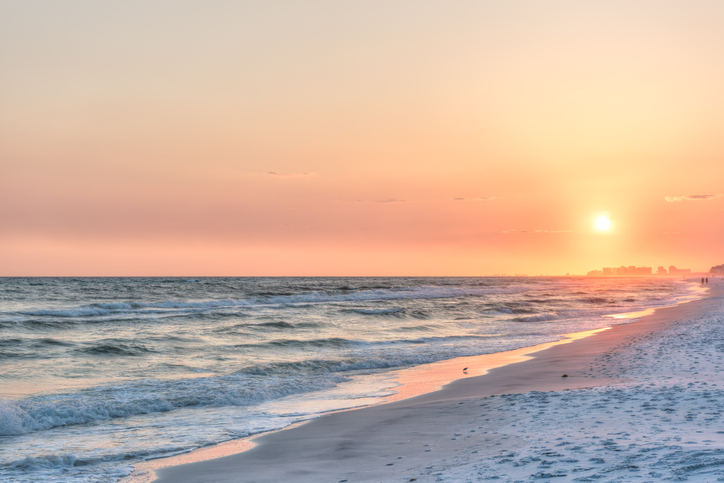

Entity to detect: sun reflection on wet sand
[122,438,257,483]
[606,308,656,319]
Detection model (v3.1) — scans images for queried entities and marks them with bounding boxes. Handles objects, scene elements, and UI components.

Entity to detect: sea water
[0,277,699,482]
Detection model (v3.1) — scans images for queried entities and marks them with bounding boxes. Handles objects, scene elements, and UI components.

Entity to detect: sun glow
[595,216,611,231]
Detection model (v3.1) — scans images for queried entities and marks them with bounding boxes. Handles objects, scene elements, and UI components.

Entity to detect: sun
[595,216,611,230]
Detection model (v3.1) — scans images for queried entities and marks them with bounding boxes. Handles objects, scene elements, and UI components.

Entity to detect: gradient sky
[2,1,723,276]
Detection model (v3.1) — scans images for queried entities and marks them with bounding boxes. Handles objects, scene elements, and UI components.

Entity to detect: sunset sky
[2,1,723,276]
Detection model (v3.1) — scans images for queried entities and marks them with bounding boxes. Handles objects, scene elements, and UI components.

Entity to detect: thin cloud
[504,229,572,234]
[357,199,411,204]
[267,171,315,178]
[664,194,721,202]
[453,197,496,201]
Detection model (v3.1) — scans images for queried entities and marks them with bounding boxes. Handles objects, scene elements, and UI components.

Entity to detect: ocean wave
[21,307,121,318]
[264,337,360,349]
[487,306,537,315]
[256,321,296,329]
[234,350,475,377]
[8,284,536,321]
[233,333,502,353]
[344,307,405,315]
[0,350,35,360]
[217,320,300,332]
[395,324,438,332]
[408,310,431,319]
[490,307,514,314]
[0,338,24,347]
[32,338,74,348]
[0,372,349,436]
[525,297,567,304]
[12,318,81,329]
[0,330,518,437]
[583,297,611,304]
[76,341,156,357]
[513,313,560,322]
[3,454,137,483]
[8,454,78,470]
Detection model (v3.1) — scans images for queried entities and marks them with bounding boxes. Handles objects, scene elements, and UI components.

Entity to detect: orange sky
[2,1,723,276]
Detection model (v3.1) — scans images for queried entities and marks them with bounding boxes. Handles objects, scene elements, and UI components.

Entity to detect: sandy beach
[138,281,724,482]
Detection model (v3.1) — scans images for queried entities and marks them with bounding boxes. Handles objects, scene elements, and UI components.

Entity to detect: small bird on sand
[463,367,468,373]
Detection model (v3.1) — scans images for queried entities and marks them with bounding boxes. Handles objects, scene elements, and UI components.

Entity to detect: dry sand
[143,282,722,483]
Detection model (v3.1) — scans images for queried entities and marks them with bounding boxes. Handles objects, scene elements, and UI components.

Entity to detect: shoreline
[127,328,611,482]
[132,280,714,483]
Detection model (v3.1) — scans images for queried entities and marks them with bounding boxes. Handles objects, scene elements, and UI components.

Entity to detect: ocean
[0,276,699,482]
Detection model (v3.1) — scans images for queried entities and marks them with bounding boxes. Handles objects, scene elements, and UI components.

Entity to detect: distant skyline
[2,1,724,276]
[585,264,703,277]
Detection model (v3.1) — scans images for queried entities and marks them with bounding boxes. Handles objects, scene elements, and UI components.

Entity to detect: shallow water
[0,277,697,482]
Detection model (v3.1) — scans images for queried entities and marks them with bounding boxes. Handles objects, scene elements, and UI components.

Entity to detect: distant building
[710,264,724,275]
[589,265,692,276]
[588,266,652,276]
[669,266,692,275]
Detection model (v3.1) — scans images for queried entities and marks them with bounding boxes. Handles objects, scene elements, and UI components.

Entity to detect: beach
[148,281,723,483]
[0,277,707,482]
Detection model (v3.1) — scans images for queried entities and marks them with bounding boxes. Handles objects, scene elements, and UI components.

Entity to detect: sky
[1,0,723,276]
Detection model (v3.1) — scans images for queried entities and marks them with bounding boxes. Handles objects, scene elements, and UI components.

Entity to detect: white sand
[146,282,723,483]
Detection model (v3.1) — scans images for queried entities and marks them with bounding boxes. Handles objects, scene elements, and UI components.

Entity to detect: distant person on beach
[706,277,709,284]
[702,278,705,284]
